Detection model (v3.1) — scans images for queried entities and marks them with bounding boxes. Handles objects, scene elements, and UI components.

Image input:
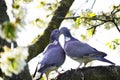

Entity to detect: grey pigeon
[33,29,66,80]
[60,27,115,67]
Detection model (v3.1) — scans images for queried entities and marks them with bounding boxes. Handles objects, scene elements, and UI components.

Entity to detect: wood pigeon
[60,27,115,67]
[33,29,66,80]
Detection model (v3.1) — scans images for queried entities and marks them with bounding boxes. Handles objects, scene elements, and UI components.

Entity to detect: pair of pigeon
[33,27,115,80]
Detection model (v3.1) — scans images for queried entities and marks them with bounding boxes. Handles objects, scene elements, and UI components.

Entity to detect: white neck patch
[53,40,58,45]
[65,37,71,41]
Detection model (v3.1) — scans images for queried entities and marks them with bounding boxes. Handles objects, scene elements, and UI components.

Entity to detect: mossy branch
[57,66,120,80]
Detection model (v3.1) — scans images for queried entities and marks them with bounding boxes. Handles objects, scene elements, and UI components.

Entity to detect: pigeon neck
[53,40,58,45]
[65,37,71,41]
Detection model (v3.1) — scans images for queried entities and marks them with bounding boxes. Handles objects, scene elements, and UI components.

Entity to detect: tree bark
[28,0,75,61]
[0,0,9,23]
[56,66,120,80]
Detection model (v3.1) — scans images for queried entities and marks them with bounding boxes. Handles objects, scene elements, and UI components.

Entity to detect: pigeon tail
[97,57,115,65]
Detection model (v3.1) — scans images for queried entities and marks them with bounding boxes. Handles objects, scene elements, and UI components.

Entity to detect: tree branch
[58,16,80,19]
[111,9,120,32]
[57,4,120,34]
[113,19,120,32]
[57,66,120,80]
[28,0,75,61]
[87,22,106,30]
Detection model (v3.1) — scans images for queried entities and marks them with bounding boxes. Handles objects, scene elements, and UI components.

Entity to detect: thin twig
[57,16,80,19]
[113,19,120,32]
[58,9,120,34]
[58,16,111,22]
[111,10,120,33]
[86,0,89,3]
[111,4,120,15]
[91,0,96,9]
[87,22,106,30]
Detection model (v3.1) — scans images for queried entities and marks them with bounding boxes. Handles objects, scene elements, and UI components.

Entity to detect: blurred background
[1,0,120,79]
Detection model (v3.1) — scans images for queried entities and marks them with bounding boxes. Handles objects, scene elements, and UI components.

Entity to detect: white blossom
[0,26,5,39]
[0,46,29,77]
[0,77,3,80]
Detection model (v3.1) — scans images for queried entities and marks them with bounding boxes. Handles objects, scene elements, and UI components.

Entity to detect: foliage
[0,21,18,40]
[106,38,120,50]
[74,4,120,35]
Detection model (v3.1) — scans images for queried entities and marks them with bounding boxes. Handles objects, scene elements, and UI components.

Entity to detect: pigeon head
[60,27,72,38]
[50,29,60,43]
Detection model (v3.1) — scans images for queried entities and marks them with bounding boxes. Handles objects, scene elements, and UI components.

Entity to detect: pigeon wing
[65,40,107,58]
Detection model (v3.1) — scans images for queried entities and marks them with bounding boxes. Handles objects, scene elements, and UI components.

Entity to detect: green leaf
[40,76,45,80]
[3,21,17,39]
[36,1,46,8]
[80,34,86,41]
[106,38,120,50]
[75,17,81,26]
[22,0,33,3]
[87,28,94,37]
[12,3,19,9]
